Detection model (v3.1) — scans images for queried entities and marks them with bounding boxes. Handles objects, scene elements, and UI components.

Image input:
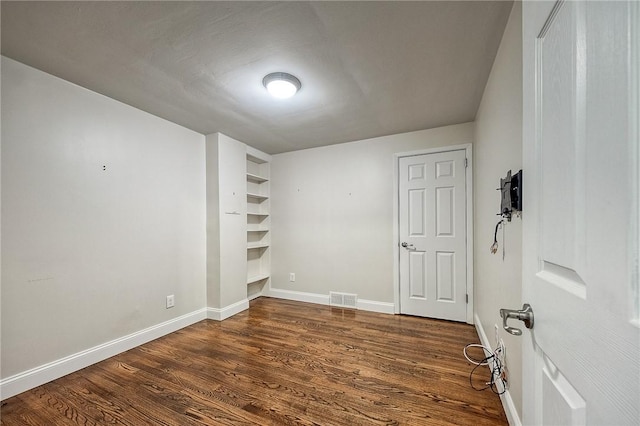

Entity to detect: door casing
[393,143,473,323]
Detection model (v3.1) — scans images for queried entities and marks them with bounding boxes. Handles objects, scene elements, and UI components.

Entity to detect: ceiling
[1,1,512,154]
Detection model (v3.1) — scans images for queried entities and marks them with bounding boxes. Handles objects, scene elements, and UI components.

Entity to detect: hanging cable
[489,220,504,254]
[463,343,508,395]
[502,219,506,261]
[463,343,492,365]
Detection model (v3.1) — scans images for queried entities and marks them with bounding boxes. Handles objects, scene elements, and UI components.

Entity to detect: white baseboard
[247,291,262,301]
[356,298,395,314]
[0,308,208,401]
[207,298,249,321]
[266,288,329,306]
[474,313,522,426]
[266,288,394,315]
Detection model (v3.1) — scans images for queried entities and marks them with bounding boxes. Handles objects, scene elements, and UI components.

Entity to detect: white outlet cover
[166,295,175,308]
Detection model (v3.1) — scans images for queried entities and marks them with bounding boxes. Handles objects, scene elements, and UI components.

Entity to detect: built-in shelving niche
[246,151,270,300]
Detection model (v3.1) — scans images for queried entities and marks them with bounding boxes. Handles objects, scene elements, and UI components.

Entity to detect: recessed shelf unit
[246,147,271,297]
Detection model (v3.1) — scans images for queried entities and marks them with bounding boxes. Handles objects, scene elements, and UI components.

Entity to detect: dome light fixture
[262,72,301,99]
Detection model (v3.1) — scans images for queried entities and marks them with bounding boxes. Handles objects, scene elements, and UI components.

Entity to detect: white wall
[205,133,249,310]
[473,2,523,421]
[1,57,207,379]
[270,123,473,304]
[206,135,221,308]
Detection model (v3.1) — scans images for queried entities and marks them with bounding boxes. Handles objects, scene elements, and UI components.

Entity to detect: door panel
[436,251,455,301]
[436,186,455,236]
[541,364,586,426]
[522,1,639,424]
[409,189,426,236]
[399,149,467,321]
[409,251,427,299]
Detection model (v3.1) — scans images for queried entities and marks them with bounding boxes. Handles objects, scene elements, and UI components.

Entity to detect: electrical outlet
[494,324,500,347]
[289,273,295,282]
[166,294,175,309]
[498,338,506,363]
[498,338,508,386]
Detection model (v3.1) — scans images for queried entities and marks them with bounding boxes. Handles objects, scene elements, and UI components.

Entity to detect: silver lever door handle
[499,304,534,336]
[401,242,415,249]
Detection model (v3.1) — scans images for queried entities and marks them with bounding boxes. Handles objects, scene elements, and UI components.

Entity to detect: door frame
[392,143,474,323]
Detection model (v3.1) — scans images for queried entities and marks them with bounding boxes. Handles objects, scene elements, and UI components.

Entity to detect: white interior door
[399,149,467,322]
[521,1,639,424]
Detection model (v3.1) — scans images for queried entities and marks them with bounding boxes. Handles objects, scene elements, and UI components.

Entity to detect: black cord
[468,352,507,395]
[490,220,503,254]
[493,220,503,244]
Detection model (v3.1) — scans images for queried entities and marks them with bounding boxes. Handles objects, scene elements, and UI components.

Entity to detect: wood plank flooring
[1,297,507,425]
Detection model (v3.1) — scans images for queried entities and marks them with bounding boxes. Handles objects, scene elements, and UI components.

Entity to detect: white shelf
[247,173,268,183]
[247,243,269,250]
[247,273,270,285]
[247,192,268,202]
[247,212,269,217]
[247,228,269,233]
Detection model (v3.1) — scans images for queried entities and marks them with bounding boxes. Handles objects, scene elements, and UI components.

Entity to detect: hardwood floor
[1,298,507,425]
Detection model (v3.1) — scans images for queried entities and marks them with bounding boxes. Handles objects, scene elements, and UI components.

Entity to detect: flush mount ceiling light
[262,72,301,99]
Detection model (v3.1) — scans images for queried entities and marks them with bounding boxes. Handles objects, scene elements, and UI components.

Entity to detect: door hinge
[466,294,469,304]
[464,158,468,168]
